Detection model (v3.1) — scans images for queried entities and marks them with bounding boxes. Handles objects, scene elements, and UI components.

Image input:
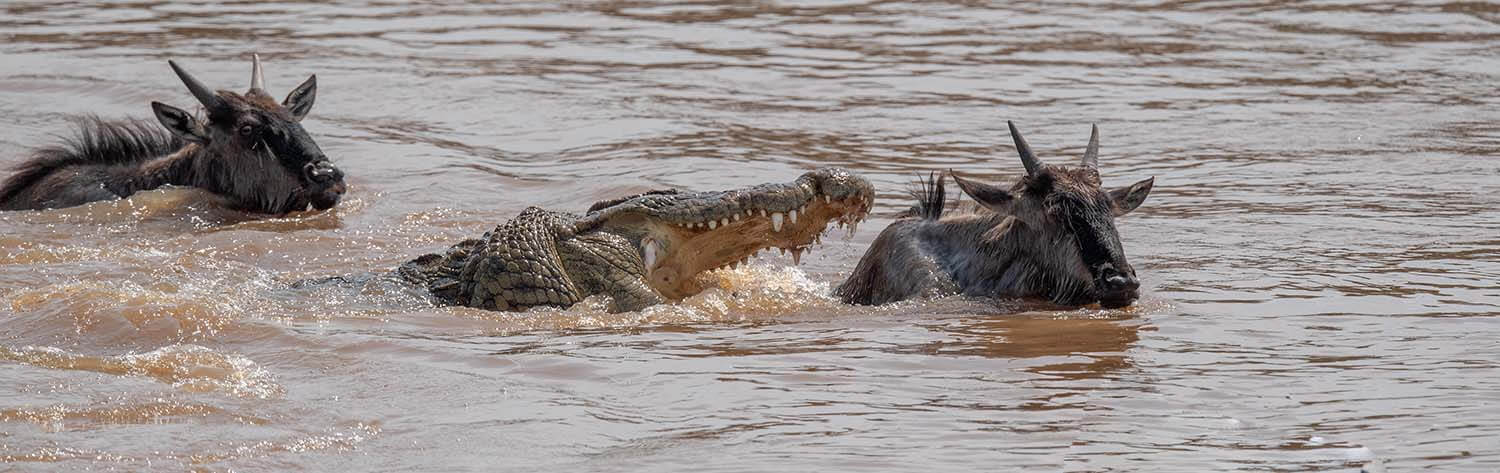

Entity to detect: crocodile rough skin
[398,168,874,313]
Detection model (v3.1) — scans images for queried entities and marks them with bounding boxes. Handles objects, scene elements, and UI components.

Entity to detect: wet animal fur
[835,123,1154,308]
[0,117,186,209]
[836,171,1105,306]
[0,95,321,213]
[1,56,344,214]
[895,171,946,220]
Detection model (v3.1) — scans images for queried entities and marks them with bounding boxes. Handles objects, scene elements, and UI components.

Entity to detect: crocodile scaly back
[458,207,585,311]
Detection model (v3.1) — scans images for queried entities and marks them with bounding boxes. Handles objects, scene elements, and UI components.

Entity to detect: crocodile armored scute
[457,208,584,310]
[398,168,875,313]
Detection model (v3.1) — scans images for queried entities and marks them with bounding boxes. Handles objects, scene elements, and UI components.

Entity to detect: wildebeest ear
[151,101,210,144]
[283,74,316,121]
[1109,176,1154,216]
[950,170,1015,214]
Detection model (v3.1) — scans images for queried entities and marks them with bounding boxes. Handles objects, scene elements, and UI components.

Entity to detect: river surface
[1,1,1498,471]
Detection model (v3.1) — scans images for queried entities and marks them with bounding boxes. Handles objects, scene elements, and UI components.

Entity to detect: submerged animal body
[0,55,346,214]
[397,168,874,313]
[836,122,1155,308]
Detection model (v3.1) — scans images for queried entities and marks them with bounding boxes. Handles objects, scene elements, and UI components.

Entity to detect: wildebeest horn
[1082,124,1100,169]
[168,60,224,111]
[250,53,266,93]
[1008,120,1043,176]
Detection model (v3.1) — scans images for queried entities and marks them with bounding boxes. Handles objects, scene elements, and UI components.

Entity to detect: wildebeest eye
[238,125,256,137]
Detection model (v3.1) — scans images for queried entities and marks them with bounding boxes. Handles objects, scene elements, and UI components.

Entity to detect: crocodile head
[577,167,875,300]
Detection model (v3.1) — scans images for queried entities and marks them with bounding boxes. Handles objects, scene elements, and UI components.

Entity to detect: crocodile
[397,167,874,312]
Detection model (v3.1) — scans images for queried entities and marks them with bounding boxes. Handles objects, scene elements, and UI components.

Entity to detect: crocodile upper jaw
[639,194,870,300]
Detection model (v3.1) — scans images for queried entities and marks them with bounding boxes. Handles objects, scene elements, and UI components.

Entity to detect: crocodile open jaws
[397,167,874,313]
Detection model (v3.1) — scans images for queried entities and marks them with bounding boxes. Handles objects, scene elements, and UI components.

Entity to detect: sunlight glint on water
[1,1,1498,471]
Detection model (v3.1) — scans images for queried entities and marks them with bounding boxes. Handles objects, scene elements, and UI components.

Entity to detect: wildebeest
[0,55,346,214]
[836,121,1155,308]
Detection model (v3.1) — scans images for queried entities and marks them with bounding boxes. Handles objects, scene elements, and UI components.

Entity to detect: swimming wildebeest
[836,121,1155,308]
[0,55,346,213]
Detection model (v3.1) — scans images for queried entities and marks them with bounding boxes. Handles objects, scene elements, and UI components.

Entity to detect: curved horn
[1008,120,1043,176]
[250,53,266,93]
[168,60,223,111]
[1081,123,1100,169]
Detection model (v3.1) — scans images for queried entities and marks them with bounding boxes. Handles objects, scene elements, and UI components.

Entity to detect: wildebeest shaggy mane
[0,117,185,206]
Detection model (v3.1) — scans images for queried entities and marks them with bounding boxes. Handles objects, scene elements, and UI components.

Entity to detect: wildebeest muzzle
[1093,262,1140,308]
[302,160,346,210]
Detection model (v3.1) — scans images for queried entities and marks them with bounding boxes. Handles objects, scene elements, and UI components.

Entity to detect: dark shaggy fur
[0,117,184,206]
[910,171,946,221]
[835,122,1156,309]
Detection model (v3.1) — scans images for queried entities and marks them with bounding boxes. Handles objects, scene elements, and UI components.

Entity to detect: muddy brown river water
[2,1,1498,472]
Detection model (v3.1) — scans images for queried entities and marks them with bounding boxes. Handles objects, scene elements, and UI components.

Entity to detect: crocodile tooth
[643,240,661,269]
[759,209,767,217]
[825,195,831,204]
[733,213,741,222]
[789,209,798,225]
[721,218,730,227]
[771,212,784,232]
[708,220,718,229]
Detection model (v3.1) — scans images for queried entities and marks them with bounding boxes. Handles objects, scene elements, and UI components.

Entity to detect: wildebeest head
[149,54,345,213]
[950,122,1154,308]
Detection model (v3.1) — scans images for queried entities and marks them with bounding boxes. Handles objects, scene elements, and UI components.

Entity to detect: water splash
[0,344,284,399]
[0,400,270,433]
[450,264,848,332]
